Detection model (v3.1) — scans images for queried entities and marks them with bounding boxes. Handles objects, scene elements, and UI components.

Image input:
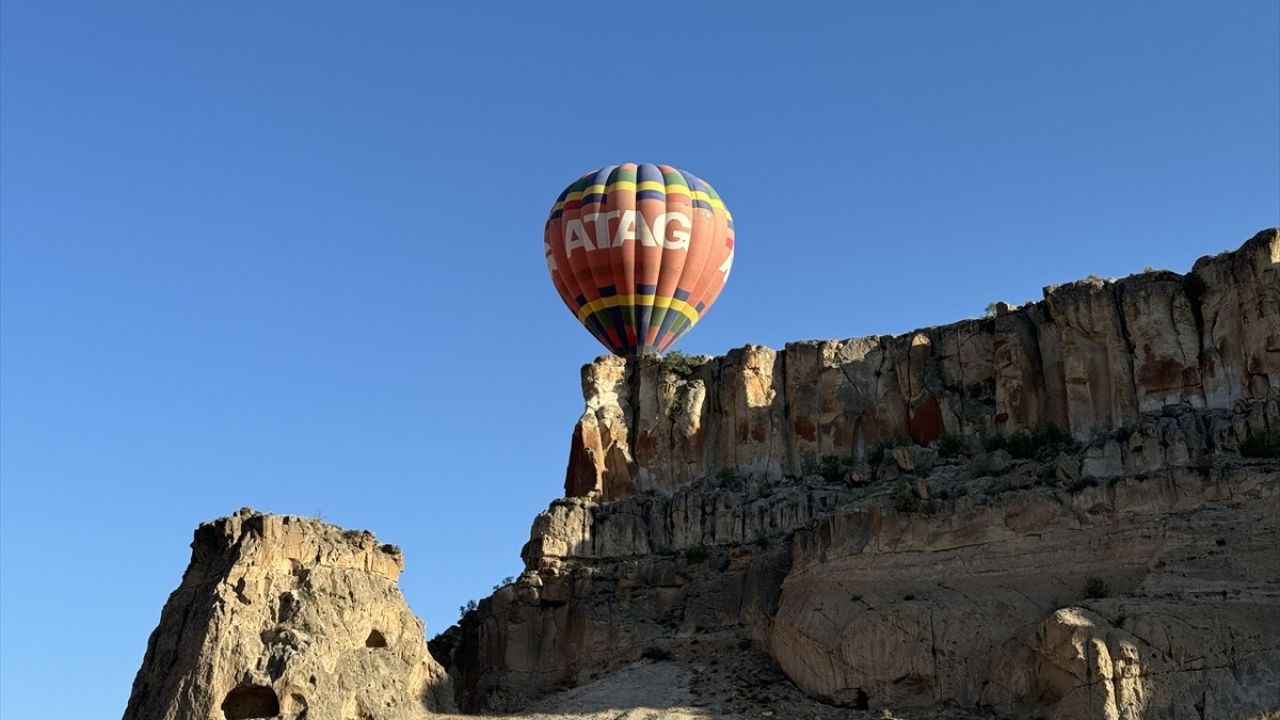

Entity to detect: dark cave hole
[220,685,280,720]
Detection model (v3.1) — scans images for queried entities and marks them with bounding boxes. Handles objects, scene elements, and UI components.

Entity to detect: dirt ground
[434,658,985,720]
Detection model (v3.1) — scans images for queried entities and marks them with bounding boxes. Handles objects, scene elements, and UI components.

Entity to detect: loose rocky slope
[436,229,1280,719]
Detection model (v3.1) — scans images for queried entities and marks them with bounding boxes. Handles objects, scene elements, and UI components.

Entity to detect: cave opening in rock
[852,688,869,710]
[365,629,388,648]
[221,685,280,720]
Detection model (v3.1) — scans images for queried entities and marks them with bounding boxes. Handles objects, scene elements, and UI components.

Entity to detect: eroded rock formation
[127,230,1279,720]
[123,509,453,720]
[439,229,1280,719]
[564,229,1279,501]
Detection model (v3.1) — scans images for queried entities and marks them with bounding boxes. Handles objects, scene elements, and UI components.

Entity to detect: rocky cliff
[127,230,1279,720]
[124,509,454,720]
[438,229,1280,719]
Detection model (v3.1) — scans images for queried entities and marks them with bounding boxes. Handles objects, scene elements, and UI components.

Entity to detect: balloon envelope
[544,163,735,356]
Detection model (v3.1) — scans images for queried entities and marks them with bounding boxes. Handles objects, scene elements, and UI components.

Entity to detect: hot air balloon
[544,163,735,356]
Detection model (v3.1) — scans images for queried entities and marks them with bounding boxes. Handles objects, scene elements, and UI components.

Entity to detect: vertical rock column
[123,508,453,720]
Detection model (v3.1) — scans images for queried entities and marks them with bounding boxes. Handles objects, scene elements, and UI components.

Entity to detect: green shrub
[818,455,846,482]
[659,350,698,378]
[1083,576,1109,599]
[1240,431,1280,458]
[867,433,909,465]
[458,599,478,618]
[935,433,963,458]
[987,424,1071,459]
[892,479,919,513]
[867,443,888,466]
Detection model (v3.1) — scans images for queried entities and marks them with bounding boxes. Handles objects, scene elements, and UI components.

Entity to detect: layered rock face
[441,230,1280,719]
[124,509,453,720]
[566,229,1279,501]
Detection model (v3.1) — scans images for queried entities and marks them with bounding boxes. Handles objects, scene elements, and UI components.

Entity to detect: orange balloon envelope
[544,163,735,356]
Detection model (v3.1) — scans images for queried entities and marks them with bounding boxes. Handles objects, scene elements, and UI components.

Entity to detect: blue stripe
[550,209,563,220]
[580,193,607,205]
[695,301,706,312]
[693,199,712,211]
[598,285,617,298]
[636,305,654,354]
[637,284,657,294]
[575,294,587,308]
[673,288,691,301]
[636,189,666,202]
[592,166,617,188]
[637,163,663,184]
[654,304,680,345]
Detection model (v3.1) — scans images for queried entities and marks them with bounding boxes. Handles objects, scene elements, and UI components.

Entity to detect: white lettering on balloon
[564,211,693,257]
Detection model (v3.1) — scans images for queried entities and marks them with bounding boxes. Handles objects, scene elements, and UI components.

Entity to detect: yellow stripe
[576,294,700,324]
[690,191,732,215]
[552,185,732,220]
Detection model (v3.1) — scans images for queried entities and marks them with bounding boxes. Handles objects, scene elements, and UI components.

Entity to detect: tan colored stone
[123,509,453,720]
[565,232,1278,501]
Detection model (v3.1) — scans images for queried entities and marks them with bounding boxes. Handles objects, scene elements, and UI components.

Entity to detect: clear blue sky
[1,2,1276,716]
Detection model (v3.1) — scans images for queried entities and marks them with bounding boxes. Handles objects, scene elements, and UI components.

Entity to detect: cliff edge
[127,230,1279,720]
[438,229,1280,719]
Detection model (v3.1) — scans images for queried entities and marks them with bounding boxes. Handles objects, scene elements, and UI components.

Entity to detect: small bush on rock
[818,455,846,482]
[658,350,698,379]
[892,480,919,513]
[935,433,964,458]
[986,424,1071,460]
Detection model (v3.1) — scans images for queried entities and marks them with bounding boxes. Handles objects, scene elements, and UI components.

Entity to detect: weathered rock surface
[127,230,1279,720]
[439,230,1280,720]
[564,229,1279,501]
[124,508,453,720]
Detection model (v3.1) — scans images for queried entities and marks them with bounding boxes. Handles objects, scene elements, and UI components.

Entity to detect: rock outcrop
[127,230,1279,720]
[564,229,1279,502]
[439,229,1280,719]
[124,509,453,720]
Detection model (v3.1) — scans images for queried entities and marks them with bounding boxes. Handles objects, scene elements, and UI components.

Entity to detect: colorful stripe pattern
[544,163,735,356]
